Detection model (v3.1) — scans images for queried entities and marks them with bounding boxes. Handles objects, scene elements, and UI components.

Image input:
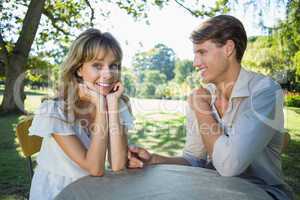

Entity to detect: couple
[27,14,293,200]
[127,15,294,200]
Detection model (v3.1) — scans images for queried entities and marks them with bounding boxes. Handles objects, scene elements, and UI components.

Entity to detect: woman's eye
[110,64,119,70]
[92,63,102,69]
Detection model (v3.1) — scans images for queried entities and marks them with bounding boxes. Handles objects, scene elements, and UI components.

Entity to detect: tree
[132,43,176,80]
[0,0,92,114]
[174,59,194,83]
[121,67,137,97]
[137,70,167,98]
[264,0,300,90]
[151,44,176,80]
[0,0,232,114]
[26,55,57,89]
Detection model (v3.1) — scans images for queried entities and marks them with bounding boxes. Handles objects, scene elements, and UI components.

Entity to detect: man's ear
[224,40,235,58]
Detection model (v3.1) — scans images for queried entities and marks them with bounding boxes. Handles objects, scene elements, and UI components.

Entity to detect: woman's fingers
[128,146,139,153]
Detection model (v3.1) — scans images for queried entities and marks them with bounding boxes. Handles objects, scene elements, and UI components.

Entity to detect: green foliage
[243,36,286,74]
[137,70,167,98]
[294,51,300,78]
[121,67,137,97]
[25,56,57,88]
[285,93,300,107]
[132,43,175,81]
[174,59,194,83]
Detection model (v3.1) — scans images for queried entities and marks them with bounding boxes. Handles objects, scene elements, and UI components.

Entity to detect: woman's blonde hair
[52,28,130,120]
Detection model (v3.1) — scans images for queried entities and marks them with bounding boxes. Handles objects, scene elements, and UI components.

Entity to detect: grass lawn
[0,90,299,199]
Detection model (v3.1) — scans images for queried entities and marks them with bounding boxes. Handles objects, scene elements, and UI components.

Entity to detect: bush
[285,93,300,107]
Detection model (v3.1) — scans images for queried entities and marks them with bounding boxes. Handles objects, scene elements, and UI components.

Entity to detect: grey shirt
[183,68,294,200]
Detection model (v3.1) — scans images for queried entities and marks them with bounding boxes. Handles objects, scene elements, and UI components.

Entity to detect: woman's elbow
[111,163,126,172]
[89,169,104,177]
[87,164,105,176]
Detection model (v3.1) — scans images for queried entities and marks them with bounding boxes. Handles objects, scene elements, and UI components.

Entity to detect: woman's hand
[106,82,124,111]
[78,83,105,108]
[106,82,124,101]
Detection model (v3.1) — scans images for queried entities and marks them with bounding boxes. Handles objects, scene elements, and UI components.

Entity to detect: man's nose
[193,56,202,68]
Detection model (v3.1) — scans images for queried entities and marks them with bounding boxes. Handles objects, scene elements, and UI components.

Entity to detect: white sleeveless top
[28,99,134,200]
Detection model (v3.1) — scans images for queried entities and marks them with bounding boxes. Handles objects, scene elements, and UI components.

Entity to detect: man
[128,15,294,200]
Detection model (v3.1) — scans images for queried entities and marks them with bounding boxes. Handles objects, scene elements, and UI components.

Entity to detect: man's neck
[215,62,241,101]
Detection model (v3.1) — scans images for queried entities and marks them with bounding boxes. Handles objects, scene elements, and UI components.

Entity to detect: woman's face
[77,50,120,96]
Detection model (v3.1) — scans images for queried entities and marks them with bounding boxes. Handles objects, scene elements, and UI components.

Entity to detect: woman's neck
[75,100,96,123]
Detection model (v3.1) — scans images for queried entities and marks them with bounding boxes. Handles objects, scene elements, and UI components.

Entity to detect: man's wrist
[148,153,161,165]
[195,112,215,123]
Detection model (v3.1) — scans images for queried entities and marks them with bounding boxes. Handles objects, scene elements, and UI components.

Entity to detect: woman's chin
[97,87,113,96]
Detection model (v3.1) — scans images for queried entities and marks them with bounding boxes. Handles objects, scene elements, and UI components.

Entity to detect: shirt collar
[230,67,253,98]
[205,67,253,100]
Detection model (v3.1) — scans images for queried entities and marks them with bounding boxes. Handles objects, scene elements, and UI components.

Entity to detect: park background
[0,0,300,199]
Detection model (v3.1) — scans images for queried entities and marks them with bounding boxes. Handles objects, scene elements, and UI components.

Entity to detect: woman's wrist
[107,98,119,114]
[93,95,106,111]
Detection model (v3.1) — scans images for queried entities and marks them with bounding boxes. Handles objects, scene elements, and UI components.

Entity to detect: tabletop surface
[55,164,272,200]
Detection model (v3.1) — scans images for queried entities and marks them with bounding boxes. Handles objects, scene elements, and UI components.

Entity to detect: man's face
[193,40,229,84]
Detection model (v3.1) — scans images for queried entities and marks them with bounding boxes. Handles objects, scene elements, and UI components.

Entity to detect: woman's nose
[100,68,113,80]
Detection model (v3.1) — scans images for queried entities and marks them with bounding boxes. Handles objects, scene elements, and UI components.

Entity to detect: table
[55,165,272,200]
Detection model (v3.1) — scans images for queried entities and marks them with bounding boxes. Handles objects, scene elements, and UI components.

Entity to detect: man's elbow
[217,168,242,177]
[214,159,246,177]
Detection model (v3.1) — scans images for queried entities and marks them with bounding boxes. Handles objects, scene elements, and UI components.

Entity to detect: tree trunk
[0,57,26,114]
[0,0,45,114]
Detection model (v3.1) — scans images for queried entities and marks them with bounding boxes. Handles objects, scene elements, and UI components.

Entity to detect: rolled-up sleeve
[183,105,207,162]
[212,85,284,177]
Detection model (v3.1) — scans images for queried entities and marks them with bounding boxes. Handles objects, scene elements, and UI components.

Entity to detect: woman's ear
[75,68,83,83]
[76,68,82,78]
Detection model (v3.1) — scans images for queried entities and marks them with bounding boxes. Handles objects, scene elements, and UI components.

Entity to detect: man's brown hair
[191,15,247,63]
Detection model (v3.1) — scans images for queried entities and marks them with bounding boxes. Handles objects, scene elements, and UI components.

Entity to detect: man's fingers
[128,157,144,168]
[138,149,150,160]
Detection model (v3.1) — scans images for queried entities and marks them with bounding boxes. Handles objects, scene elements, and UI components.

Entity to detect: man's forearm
[149,154,190,166]
[195,113,223,157]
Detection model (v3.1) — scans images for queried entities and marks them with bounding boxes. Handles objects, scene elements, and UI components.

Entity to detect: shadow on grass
[282,135,300,198]
[0,114,30,199]
[128,114,186,156]
[0,89,46,96]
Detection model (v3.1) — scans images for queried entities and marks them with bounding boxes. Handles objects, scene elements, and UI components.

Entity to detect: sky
[89,1,286,67]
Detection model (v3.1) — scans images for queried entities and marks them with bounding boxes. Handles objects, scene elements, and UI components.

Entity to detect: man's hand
[127,146,152,168]
[187,87,212,116]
